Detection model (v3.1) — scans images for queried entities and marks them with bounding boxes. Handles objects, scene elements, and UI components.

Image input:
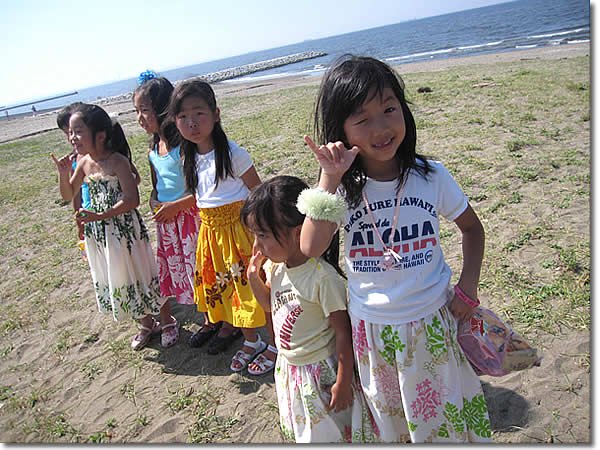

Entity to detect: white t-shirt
[343,160,468,324]
[265,258,348,366]
[194,140,254,208]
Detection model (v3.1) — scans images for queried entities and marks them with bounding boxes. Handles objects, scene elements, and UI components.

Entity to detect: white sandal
[230,336,267,372]
[248,345,278,375]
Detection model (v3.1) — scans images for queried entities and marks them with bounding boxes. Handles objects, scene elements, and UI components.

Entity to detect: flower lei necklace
[362,184,404,271]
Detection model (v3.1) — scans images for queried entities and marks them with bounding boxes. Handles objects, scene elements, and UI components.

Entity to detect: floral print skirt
[193,201,266,329]
[84,175,165,321]
[275,353,377,443]
[349,295,492,443]
[156,206,200,305]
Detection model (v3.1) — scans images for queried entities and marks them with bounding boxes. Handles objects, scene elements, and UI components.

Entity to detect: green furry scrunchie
[296,187,347,223]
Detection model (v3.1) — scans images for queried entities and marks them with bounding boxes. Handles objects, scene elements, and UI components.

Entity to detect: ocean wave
[516,44,538,49]
[458,41,504,50]
[528,27,589,40]
[387,48,455,62]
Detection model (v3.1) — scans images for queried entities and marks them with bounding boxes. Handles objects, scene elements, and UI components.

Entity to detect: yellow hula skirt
[194,200,266,329]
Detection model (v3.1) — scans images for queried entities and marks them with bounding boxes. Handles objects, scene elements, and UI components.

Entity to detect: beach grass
[0,53,590,443]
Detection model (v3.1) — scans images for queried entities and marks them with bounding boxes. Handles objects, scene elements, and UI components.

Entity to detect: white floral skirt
[350,300,492,443]
[84,174,166,321]
[275,353,377,443]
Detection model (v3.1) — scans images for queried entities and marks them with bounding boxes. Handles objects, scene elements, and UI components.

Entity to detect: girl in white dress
[51,103,166,350]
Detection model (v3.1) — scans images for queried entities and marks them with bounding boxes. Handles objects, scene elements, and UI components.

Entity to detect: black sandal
[207,327,242,355]
[188,321,222,348]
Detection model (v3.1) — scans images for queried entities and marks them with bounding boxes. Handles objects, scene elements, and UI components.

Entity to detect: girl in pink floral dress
[133,74,201,347]
[243,176,376,443]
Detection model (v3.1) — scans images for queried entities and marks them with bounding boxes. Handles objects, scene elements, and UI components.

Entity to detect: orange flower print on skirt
[193,201,266,329]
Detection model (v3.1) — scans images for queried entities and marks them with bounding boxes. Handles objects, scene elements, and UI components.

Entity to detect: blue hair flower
[138,70,158,85]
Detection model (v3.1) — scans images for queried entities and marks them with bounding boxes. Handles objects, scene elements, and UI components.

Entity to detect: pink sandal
[161,319,179,348]
[131,320,160,351]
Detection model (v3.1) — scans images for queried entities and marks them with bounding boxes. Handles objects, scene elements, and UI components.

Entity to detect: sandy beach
[0,43,590,443]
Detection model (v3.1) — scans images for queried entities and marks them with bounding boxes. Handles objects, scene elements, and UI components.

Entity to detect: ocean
[5,0,589,116]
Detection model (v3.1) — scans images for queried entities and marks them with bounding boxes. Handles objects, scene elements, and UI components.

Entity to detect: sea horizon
[2,0,589,116]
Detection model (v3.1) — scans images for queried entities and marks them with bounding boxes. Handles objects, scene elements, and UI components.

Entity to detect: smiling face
[133,93,159,135]
[68,113,95,154]
[174,95,219,153]
[343,86,406,180]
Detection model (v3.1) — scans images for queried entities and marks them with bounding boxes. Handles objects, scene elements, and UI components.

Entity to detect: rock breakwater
[195,51,327,83]
[93,51,326,106]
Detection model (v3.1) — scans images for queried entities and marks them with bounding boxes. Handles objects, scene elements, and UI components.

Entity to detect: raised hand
[303,135,361,177]
[50,152,75,175]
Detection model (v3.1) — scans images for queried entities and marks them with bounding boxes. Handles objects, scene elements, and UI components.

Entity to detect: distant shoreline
[0,42,589,145]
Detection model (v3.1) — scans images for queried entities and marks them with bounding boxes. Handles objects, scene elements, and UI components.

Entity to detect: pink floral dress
[349,293,492,443]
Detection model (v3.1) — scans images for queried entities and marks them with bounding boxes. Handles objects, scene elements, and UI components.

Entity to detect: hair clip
[138,70,158,85]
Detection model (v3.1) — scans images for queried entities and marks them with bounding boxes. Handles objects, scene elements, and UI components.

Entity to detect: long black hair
[167,79,232,195]
[313,54,432,208]
[241,175,345,278]
[71,103,131,161]
[133,76,180,150]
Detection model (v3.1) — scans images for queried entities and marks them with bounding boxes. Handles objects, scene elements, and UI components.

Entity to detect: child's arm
[76,154,139,224]
[300,135,361,258]
[72,191,82,213]
[148,160,161,211]
[72,190,85,240]
[240,166,261,191]
[131,161,141,185]
[246,243,271,312]
[448,204,485,321]
[50,153,84,201]
[69,155,81,212]
[328,310,355,412]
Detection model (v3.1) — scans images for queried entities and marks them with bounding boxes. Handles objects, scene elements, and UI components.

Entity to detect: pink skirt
[156,206,201,304]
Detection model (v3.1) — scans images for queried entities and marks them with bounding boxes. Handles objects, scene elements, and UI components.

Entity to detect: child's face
[247,216,296,265]
[61,126,76,149]
[133,94,159,135]
[343,87,406,178]
[68,113,95,154]
[175,96,219,153]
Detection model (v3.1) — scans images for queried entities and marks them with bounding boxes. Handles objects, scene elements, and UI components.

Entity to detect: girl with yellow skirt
[168,79,273,371]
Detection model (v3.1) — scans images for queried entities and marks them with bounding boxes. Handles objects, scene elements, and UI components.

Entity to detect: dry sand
[0,43,590,444]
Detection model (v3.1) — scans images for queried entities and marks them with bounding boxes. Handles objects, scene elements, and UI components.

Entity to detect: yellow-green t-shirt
[266,257,348,366]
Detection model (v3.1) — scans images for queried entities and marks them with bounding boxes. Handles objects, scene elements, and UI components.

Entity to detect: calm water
[5,0,589,115]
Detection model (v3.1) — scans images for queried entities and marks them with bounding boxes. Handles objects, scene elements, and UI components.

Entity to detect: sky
[0,0,534,107]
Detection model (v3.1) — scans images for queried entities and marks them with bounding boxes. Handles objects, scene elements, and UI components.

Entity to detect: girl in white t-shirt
[299,55,492,443]
[242,175,376,443]
[168,80,271,371]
